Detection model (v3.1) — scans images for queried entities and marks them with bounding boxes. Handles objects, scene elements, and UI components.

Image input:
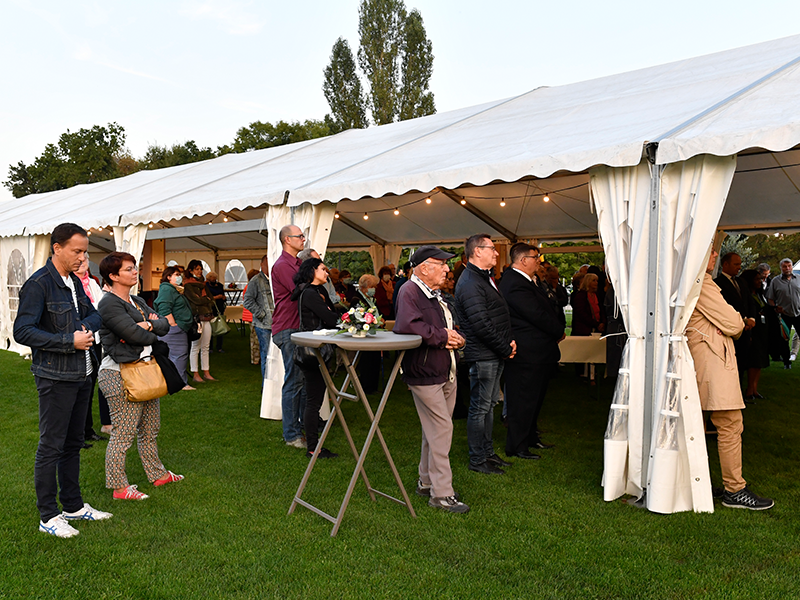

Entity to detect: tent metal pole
[642,144,663,500]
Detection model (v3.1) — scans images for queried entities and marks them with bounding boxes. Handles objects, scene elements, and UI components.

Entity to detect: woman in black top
[291,258,340,458]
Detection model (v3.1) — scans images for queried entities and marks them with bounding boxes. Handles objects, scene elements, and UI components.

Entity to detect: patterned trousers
[98,369,168,489]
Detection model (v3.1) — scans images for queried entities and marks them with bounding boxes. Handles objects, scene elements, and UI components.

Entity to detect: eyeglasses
[423,260,447,268]
[286,234,306,239]
[476,245,498,252]
[522,255,540,261]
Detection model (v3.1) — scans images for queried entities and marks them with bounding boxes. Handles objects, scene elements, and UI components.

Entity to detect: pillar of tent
[593,152,737,514]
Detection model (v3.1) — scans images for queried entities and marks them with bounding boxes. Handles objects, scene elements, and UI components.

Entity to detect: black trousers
[300,364,327,453]
[504,362,553,456]
[34,375,93,522]
[84,369,111,436]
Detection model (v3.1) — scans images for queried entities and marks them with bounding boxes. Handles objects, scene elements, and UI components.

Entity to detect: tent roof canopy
[2,34,800,247]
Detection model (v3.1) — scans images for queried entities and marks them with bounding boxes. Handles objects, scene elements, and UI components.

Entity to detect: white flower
[349,308,356,314]
[368,308,375,313]
[363,323,370,331]
[348,326,356,333]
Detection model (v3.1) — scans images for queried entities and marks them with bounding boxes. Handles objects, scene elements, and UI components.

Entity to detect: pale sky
[2,0,799,204]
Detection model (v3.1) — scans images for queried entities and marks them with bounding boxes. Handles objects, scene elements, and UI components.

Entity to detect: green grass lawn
[1,332,799,599]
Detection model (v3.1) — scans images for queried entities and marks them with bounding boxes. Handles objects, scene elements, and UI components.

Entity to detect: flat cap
[410,245,455,267]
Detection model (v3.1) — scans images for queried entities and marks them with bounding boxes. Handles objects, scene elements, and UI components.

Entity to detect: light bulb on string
[394,208,400,216]
[460,199,466,205]
[363,213,369,220]
[334,212,340,219]
[148,223,153,228]
[500,198,506,207]
[223,216,228,222]
[543,193,551,203]
[425,197,432,204]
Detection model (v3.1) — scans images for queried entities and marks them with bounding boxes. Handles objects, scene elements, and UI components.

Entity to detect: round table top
[291,330,422,351]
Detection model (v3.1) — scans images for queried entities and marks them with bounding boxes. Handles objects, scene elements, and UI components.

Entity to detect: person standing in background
[243,255,275,383]
[205,271,227,353]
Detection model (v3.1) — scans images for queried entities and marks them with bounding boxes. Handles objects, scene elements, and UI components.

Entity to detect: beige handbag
[119,358,168,402]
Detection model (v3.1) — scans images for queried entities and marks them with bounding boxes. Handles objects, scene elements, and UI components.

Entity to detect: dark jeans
[467,359,503,466]
[273,328,306,442]
[300,364,327,452]
[34,375,93,521]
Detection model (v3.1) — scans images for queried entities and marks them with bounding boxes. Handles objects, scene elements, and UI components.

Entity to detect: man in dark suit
[714,252,755,377]
[499,242,565,459]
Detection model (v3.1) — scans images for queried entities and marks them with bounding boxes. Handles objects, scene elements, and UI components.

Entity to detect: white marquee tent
[2,33,799,514]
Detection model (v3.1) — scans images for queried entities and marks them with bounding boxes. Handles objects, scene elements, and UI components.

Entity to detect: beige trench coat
[686,273,746,411]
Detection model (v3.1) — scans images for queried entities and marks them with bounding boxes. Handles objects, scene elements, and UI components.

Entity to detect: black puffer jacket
[455,262,513,363]
[99,293,170,364]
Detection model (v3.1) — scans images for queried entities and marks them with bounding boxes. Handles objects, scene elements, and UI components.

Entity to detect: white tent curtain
[646,154,737,514]
[368,245,385,275]
[385,244,403,271]
[0,234,50,355]
[591,162,652,500]
[592,154,737,513]
[113,224,149,296]
[260,202,337,420]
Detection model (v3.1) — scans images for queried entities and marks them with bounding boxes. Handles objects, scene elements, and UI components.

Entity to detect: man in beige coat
[687,249,774,510]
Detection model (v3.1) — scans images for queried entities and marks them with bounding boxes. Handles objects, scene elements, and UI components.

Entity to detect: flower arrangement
[336,300,384,337]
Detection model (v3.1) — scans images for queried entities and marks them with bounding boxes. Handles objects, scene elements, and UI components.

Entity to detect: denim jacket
[13,258,103,381]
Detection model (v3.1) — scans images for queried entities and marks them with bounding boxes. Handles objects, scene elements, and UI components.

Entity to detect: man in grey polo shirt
[766,258,800,368]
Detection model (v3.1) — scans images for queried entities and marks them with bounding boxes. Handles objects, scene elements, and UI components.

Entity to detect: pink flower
[364,312,375,324]
[341,313,350,322]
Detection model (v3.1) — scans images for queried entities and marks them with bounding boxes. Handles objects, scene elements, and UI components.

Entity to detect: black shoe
[721,486,774,510]
[86,432,107,442]
[507,450,541,460]
[754,392,766,400]
[743,395,756,405]
[468,461,505,475]
[81,442,93,449]
[712,486,724,500]
[784,363,792,369]
[486,453,512,467]
[306,447,338,459]
[531,441,555,450]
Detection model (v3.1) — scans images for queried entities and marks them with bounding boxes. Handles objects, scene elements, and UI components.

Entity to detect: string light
[363,213,369,220]
[393,208,400,216]
[109,230,113,236]
[87,231,91,236]
[460,199,466,205]
[334,212,340,219]
[500,198,506,207]
[223,216,228,222]
[543,193,551,202]
[425,197,432,204]
[148,223,154,228]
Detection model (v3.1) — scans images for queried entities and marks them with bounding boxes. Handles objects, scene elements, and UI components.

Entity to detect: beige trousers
[708,409,746,493]
[409,380,457,499]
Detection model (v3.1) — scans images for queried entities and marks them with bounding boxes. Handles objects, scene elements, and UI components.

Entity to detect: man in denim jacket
[14,223,112,537]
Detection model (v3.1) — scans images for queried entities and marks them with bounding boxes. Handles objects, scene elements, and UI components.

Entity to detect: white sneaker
[286,437,307,449]
[791,354,796,362]
[39,514,80,538]
[62,503,113,521]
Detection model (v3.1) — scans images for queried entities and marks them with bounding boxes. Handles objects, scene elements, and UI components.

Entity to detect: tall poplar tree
[322,0,435,128]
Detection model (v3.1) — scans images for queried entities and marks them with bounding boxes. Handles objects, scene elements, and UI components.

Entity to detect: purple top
[270,250,302,334]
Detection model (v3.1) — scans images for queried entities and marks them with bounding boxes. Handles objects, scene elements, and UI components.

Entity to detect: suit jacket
[498,269,565,365]
[714,273,747,317]
[686,274,745,411]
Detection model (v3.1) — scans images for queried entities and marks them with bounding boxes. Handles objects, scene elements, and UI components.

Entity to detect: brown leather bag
[119,358,168,402]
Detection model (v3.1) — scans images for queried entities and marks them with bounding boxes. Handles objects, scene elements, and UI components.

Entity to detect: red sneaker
[113,485,149,500]
[154,471,184,487]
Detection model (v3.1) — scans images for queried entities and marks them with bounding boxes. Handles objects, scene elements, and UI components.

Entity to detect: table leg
[288,348,376,520]
[331,350,416,536]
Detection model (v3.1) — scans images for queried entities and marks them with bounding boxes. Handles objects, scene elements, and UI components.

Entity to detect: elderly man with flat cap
[394,246,469,514]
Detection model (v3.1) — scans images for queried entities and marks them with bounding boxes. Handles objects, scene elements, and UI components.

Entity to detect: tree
[398,9,435,120]
[323,39,368,130]
[231,119,340,153]
[4,123,126,197]
[323,0,435,127]
[140,140,216,170]
[745,232,800,270]
[720,233,758,270]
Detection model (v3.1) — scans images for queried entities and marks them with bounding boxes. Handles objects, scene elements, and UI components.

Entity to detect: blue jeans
[273,328,306,443]
[255,327,272,382]
[467,359,504,466]
[161,325,189,385]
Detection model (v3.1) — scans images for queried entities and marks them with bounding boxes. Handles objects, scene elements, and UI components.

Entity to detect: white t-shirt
[62,274,92,377]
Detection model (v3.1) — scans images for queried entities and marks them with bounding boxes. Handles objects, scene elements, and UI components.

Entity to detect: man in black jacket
[394,246,469,513]
[499,243,565,459]
[14,223,112,538]
[714,252,755,376]
[455,234,516,475]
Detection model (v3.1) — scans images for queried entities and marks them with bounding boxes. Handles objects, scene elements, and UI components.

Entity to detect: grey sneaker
[416,479,432,497]
[39,515,80,538]
[286,437,307,449]
[428,495,470,514]
[721,486,774,510]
